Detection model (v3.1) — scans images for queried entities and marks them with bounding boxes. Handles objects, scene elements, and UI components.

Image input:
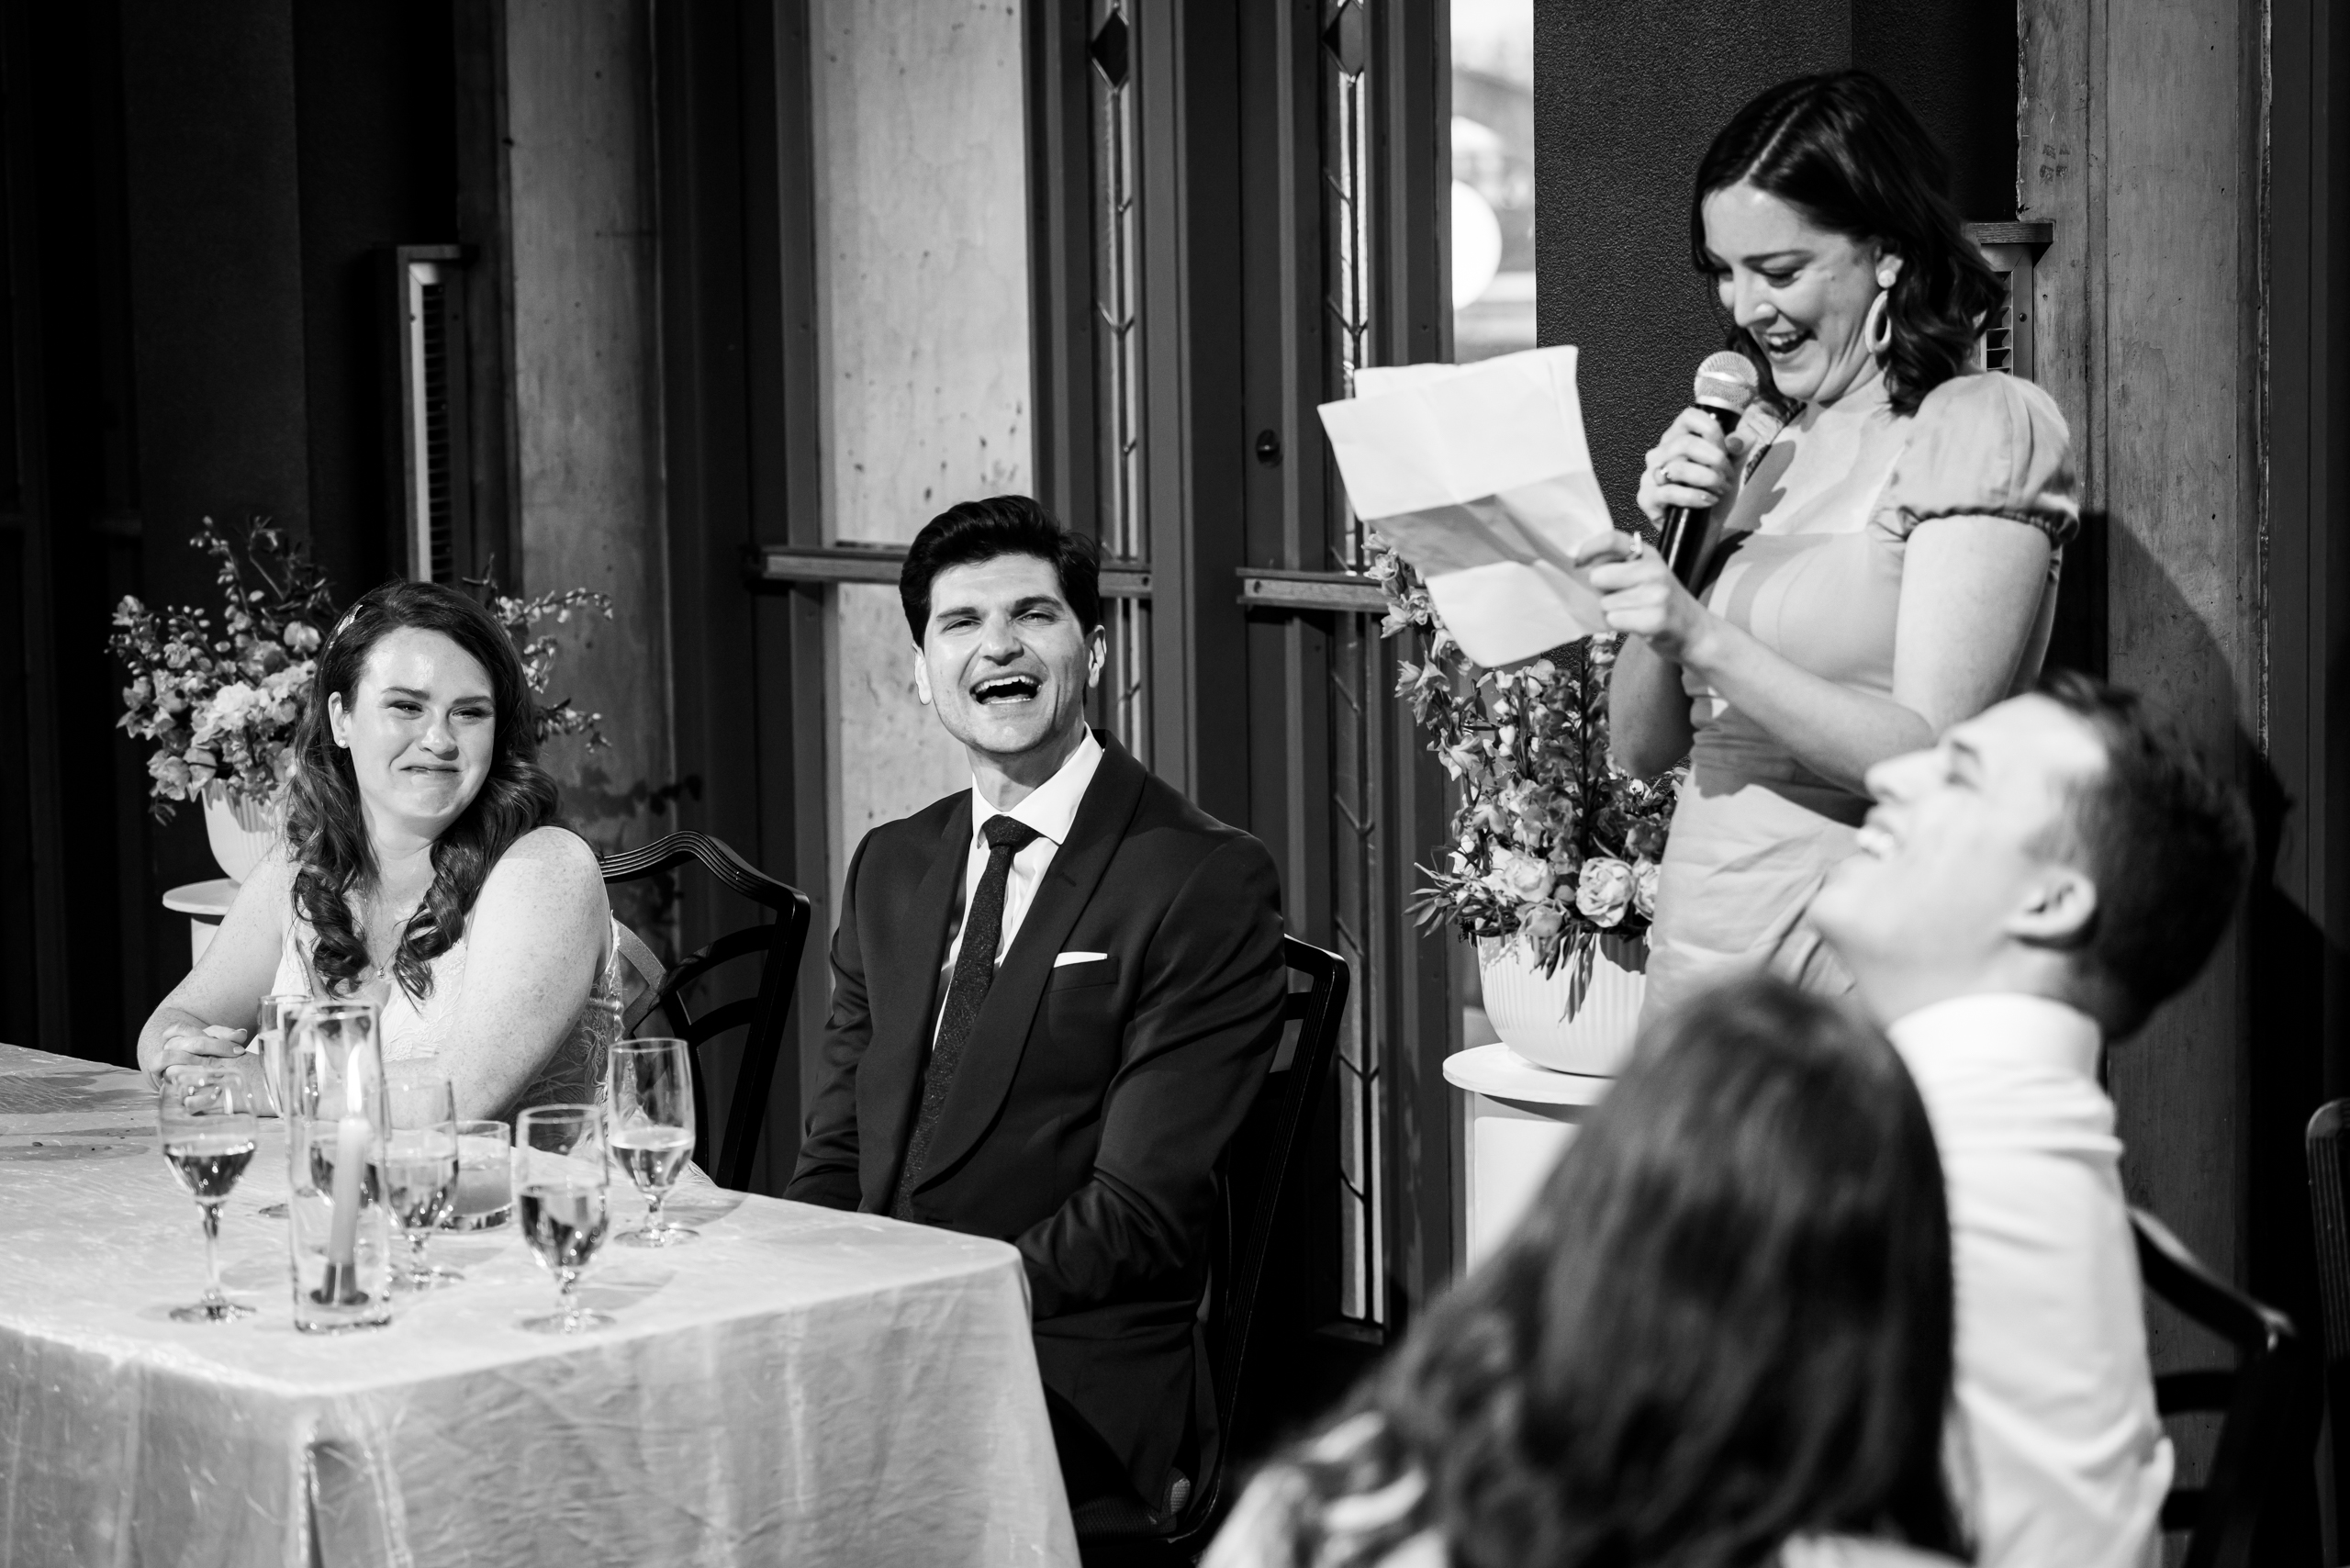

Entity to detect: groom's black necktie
[891,813,1043,1218]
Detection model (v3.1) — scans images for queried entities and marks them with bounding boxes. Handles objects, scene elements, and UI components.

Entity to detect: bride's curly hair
[1692,71,2005,418]
[285,579,560,1001]
[1251,977,1965,1568]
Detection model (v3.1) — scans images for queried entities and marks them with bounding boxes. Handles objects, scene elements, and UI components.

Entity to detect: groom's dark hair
[2033,670,2252,1037]
[899,496,1102,644]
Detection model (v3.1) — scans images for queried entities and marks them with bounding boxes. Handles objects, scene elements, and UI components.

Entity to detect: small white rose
[1495,849,1555,904]
[1574,857,1635,928]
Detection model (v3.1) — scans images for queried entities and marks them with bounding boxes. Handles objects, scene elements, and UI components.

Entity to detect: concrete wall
[808,0,1032,880]
[502,0,673,857]
[2022,0,2267,1316]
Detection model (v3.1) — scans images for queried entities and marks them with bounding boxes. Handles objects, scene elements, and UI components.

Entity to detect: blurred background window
[1450,0,1534,362]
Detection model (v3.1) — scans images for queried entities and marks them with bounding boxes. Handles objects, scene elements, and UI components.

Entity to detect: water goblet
[515,1105,613,1334]
[252,992,308,1219]
[381,1062,463,1289]
[443,1118,514,1232]
[609,1037,699,1248]
[159,1068,260,1323]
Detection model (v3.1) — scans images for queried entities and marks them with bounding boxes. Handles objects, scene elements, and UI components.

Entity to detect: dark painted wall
[292,1,458,599]
[1535,0,2018,521]
[0,0,463,1057]
[1853,0,2019,223]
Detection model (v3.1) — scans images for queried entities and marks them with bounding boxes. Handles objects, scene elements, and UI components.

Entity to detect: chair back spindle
[2132,1205,2317,1568]
[599,832,812,1192]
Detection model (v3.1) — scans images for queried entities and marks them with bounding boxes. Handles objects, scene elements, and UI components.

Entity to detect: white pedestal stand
[1442,1044,1612,1270]
[162,879,240,967]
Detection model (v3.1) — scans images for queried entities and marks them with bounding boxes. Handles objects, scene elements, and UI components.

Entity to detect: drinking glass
[444,1119,514,1231]
[609,1037,699,1248]
[252,993,308,1219]
[159,1068,259,1322]
[285,1001,394,1332]
[381,1062,462,1289]
[515,1105,613,1334]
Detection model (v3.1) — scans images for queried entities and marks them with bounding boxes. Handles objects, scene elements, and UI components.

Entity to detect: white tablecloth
[0,1044,1078,1567]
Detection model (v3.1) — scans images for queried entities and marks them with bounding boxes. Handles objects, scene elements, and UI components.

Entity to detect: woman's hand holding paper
[1573,532,1718,666]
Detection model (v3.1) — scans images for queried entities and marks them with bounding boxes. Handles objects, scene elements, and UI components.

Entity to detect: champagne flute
[609,1037,699,1248]
[381,1062,463,1289]
[515,1105,613,1334]
[160,1068,259,1322]
[252,993,308,1219]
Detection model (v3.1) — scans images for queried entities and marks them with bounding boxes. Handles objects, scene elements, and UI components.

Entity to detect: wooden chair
[599,832,811,1192]
[2132,1205,2317,1568]
[2307,1101,2350,1549]
[1074,935,1351,1553]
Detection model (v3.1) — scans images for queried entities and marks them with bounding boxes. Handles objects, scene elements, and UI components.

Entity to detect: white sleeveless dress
[269,913,630,1118]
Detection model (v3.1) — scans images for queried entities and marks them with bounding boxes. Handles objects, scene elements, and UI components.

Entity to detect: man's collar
[1886,991,2103,1082]
[968,726,1102,849]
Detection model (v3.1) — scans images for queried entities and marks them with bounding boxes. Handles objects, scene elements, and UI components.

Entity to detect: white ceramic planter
[202,783,281,883]
[1478,930,1648,1077]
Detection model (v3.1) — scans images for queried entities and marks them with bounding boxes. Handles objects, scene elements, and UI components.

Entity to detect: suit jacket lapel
[860,794,970,1204]
[912,736,1147,1192]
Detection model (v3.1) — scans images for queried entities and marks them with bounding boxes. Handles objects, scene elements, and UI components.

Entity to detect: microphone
[1657,352,1761,583]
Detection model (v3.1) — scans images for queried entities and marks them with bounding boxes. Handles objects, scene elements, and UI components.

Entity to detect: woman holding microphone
[1575,71,2077,1021]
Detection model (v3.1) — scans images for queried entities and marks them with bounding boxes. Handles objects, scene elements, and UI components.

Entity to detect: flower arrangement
[109,517,333,818]
[110,516,612,822]
[1375,544,1681,977]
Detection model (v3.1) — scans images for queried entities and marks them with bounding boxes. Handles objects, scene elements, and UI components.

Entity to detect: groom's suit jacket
[785,734,1287,1506]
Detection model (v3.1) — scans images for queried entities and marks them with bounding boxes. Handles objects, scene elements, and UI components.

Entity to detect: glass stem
[646,1186,668,1232]
[200,1202,225,1307]
[559,1268,581,1326]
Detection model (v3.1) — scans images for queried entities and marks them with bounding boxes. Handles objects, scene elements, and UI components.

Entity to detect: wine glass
[609,1038,699,1248]
[159,1068,260,1322]
[252,993,308,1219]
[514,1105,613,1334]
[381,1062,463,1289]
[444,1119,514,1231]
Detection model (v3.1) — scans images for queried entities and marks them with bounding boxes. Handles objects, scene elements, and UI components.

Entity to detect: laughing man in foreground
[1808,671,2252,1568]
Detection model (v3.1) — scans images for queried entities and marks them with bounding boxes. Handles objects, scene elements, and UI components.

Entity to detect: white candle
[323,1073,370,1293]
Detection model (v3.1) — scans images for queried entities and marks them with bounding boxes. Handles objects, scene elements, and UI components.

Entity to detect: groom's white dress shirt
[1887,994,2170,1568]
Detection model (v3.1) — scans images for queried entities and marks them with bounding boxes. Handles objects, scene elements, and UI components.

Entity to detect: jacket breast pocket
[1046,954,1120,991]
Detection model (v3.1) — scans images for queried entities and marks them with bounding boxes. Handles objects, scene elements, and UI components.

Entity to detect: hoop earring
[1863,288,1895,358]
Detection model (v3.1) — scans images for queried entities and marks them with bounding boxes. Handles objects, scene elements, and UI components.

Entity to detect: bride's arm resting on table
[137,850,293,1098]
[415,826,610,1121]
[1593,409,2052,792]
[135,828,609,1122]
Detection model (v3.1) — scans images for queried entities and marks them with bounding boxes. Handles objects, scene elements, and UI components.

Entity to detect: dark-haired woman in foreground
[1573,71,2077,1024]
[1205,976,1967,1568]
[139,579,621,1120]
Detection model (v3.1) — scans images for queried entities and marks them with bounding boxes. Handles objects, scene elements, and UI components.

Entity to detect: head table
[0,1042,1079,1568]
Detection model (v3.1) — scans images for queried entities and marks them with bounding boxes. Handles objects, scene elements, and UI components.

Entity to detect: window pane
[1450,0,1535,362]
[808,1,1032,879]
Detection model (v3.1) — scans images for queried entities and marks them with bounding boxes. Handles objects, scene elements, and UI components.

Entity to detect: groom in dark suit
[786,495,1288,1526]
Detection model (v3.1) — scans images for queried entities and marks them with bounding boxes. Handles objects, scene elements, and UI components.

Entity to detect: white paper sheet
[1320,346,1616,666]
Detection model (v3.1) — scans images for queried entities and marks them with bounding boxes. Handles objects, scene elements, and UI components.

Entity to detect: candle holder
[285,1000,394,1332]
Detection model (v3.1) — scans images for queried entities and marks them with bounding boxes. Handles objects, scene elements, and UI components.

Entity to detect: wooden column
[2021,0,2267,1306]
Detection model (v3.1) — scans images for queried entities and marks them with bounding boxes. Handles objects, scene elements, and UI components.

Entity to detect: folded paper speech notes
[1318,345,1616,668]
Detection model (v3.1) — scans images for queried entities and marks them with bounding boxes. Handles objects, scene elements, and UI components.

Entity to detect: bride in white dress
[140,579,624,1121]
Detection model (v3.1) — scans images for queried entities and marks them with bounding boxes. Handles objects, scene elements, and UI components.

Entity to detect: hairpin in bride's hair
[327,602,363,649]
